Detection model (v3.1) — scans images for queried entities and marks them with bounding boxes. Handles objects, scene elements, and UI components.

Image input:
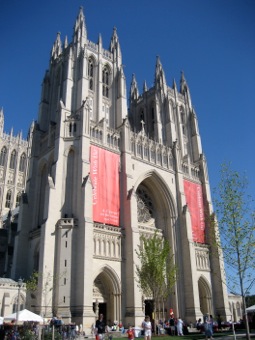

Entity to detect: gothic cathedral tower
[12,7,230,331]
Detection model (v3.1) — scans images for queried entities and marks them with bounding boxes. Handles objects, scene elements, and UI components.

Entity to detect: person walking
[126,325,135,340]
[169,316,175,335]
[204,314,213,340]
[177,317,184,336]
[95,314,106,340]
[142,316,152,340]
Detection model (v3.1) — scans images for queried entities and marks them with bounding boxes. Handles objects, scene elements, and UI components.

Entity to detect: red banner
[183,180,205,243]
[90,145,120,226]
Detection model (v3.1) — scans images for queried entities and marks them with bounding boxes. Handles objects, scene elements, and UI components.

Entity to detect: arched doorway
[93,266,121,326]
[133,170,178,317]
[198,276,212,316]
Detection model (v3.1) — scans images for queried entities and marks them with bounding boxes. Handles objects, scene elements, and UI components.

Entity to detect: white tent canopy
[4,309,43,323]
[246,305,255,313]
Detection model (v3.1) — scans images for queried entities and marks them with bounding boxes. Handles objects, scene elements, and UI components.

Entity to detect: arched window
[88,58,94,90]
[137,143,142,156]
[0,147,7,166]
[102,66,110,98]
[163,152,167,165]
[180,106,186,135]
[19,153,26,172]
[9,150,17,169]
[69,122,77,137]
[16,192,22,207]
[5,190,12,208]
[151,147,155,162]
[144,145,148,159]
[157,149,161,164]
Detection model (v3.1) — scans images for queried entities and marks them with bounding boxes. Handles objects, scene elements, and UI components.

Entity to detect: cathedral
[7,7,231,331]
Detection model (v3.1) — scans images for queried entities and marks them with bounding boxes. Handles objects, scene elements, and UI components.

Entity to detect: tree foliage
[212,164,255,340]
[135,230,177,328]
[25,271,39,292]
[212,164,255,294]
[25,270,66,317]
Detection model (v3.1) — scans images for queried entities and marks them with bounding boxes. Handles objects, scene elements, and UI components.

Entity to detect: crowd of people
[2,312,251,340]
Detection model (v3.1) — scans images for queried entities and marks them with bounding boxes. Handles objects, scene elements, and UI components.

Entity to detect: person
[177,317,184,336]
[169,316,175,335]
[126,325,135,340]
[142,316,152,340]
[196,318,202,331]
[203,314,213,340]
[95,314,106,340]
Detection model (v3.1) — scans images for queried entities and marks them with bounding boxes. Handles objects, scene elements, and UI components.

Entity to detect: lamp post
[16,278,23,330]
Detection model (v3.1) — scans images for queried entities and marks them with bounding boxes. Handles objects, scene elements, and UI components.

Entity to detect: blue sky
[0,1,254,289]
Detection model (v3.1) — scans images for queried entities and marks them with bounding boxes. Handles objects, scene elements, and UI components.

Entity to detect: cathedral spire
[180,71,187,93]
[51,32,62,60]
[180,71,192,108]
[143,80,148,92]
[73,6,87,47]
[154,56,167,94]
[129,74,139,105]
[110,27,122,66]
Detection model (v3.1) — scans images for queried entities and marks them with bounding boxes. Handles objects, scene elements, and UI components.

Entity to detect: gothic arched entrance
[198,276,212,316]
[93,266,121,326]
[134,170,178,319]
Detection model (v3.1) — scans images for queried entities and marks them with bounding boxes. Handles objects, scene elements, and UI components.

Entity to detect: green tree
[135,231,177,333]
[25,269,66,318]
[212,164,255,340]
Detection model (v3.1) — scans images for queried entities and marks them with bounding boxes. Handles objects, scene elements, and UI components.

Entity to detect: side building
[0,108,32,277]
[11,8,231,331]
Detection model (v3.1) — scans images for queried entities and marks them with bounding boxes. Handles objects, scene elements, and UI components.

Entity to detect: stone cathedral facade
[0,109,31,278]
[11,8,231,331]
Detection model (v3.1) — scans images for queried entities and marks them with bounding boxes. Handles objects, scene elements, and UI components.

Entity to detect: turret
[143,80,148,93]
[51,32,62,61]
[73,7,87,50]
[154,56,167,96]
[129,74,139,105]
[110,27,122,67]
[180,71,192,109]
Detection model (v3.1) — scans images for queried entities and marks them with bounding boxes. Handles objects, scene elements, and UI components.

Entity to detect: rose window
[137,188,154,223]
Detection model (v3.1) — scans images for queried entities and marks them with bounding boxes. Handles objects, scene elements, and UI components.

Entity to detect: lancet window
[102,66,110,98]
[9,150,17,169]
[180,106,186,135]
[69,122,77,137]
[0,147,7,166]
[5,189,12,208]
[19,153,26,172]
[16,191,22,207]
[88,58,94,90]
